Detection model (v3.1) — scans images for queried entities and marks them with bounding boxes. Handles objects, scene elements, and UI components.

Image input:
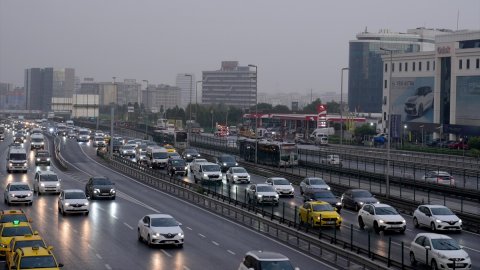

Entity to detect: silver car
[58,189,89,216]
[299,177,331,194]
[4,182,33,206]
[226,167,250,184]
[246,184,279,205]
[137,214,184,248]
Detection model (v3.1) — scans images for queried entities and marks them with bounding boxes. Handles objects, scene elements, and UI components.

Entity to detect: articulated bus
[238,138,298,167]
[153,130,188,149]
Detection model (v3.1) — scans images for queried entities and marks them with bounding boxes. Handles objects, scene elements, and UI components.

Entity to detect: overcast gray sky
[1,0,479,95]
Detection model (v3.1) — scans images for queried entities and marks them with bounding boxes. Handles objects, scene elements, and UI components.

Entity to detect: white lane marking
[97,206,105,211]
[463,246,480,253]
[227,250,235,255]
[111,214,118,220]
[87,244,94,250]
[212,241,219,246]
[183,266,191,270]
[105,264,112,270]
[77,144,337,269]
[96,253,103,259]
[161,250,172,258]
[198,233,206,238]
[186,227,193,231]
[123,222,134,230]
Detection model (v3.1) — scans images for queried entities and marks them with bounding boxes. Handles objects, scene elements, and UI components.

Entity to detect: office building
[176,74,195,108]
[202,61,256,108]
[348,28,448,113]
[142,84,182,113]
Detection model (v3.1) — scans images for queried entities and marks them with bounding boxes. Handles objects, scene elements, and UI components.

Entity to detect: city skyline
[1,0,480,95]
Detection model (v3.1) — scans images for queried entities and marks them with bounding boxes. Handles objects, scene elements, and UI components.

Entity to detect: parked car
[358,203,406,233]
[448,141,469,150]
[302,189,342,212]
[409,233,471,269]
[413,205,462,232]
[265,177,294,197]
[238,251,298,270]
[246,184,279,205]
[226,167,250,184]
[137,214,184,248]
[341,189,379,211]
[214,154,238,172]
[299,177,330,194]
[422,171,455,186]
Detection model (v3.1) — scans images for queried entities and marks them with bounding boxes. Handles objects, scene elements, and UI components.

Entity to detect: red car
[448,141,469,150]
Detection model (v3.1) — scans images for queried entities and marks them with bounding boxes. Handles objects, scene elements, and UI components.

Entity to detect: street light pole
[340,67,348,145]
[185,74,193,146]
[195,81,202,122]
[380,47,395,198]
[142,79,149,140]
[248,64,258,164]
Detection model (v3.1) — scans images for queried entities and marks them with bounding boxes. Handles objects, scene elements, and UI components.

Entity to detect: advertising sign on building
[316,104,327,128]
[390,77,435,124]
[456,76,480,126]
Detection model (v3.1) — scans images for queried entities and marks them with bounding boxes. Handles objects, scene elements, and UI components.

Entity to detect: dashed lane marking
[123,222,134,230]
[161,250,172,258]
[227,250,235,255]
[96,253,102,259]
[198,233,206,238]
[186,227,192,231]
[212,241,219,246]
[105,264,112,270]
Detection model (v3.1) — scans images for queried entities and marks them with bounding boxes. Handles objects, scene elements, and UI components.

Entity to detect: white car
[119,144,136,157]
[320,155,342,166]
[4,182,33,206]
[410,233,471,270]
[422,171,455,186]
[93,136,106,147]
[413,205,462,232]
[299,177,330,194]
[266,177,294,197]
[246,184,279,205]
[34,170,61,194]
[57,189,89,216]
[189,158,208,172]
[137,214,184,248]
[226,167,250,184]
[357,203,406,233]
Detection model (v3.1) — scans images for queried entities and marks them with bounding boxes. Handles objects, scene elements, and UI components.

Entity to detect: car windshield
[10,153,27,160]
[15,240,46,250]
[20,255,57,268]
[232,168,247,173]
[2,226,33,237]
[153,152,169,159]
[312,191,335,198]
[123,145,135,150]
[352,190,373,198]
[259,260,294,270]
[202,165,220,172]
[92,178,112,185]
[194,159,207,163]
[65,192,86,199]
[273,179,290,185]
[31,138,43,142]
[0,214,28,223]
[40,175,58,182]
[312,204,334,211]
[151,217,178,227]
[79,131,89,135]
[172,160,186,166]
[220,156,235,162]
[431,207,454,215]
[168,153,180,158]
[431,239,461,250]
[374,207,398,215]
[10,185,30,191]
[95,138,103,141]
[36,152,50,157]
[186,150,198,155]
[309,178,326,185]
[256,186,275,192]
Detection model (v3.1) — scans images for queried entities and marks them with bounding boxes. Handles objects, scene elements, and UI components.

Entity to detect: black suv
[35,150,51,166]
[182,148,201,162]
[303,189,342,212]
[167,158,188,176]
[85,177,116,200]
[214,154,238,172]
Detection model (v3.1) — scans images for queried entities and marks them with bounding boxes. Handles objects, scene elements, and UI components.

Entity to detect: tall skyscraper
[176,73,195,108]
[202,61,256,108]
[348,28,447,113]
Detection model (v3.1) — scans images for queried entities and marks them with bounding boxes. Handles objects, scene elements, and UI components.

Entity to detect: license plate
[102,193,109,195]
[325,221,335,224]
[165,241,175,244]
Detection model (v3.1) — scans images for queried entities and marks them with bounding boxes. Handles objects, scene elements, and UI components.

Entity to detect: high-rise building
[116,79,142,106]
[25,67,75,112]
[348,28,449,113]
[176,74,195,108]
[202,61,256,108]
[141,84,181,113]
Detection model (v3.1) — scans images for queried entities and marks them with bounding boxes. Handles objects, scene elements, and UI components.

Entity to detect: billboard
[390,77,435,124]
[456,76,480,126]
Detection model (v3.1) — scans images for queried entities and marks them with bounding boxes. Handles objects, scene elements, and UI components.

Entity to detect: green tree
[354,124,377,137]
[326,101,340,114]
[468,136,480,150]
[271,105,290,113]
[302,98,323,114]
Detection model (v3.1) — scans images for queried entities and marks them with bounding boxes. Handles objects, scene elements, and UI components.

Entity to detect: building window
[399,63,402,72]
[427,61,430,71]
[405,62,408,72]
[467,59,470,69]
[384,80,387,89]
[459,59,463,69]
[433,61,435,71]
[391,63,394,72]
[477,59,480,69]
[419,61,422,71]
[413,62,416,71]
[385,63,388,72]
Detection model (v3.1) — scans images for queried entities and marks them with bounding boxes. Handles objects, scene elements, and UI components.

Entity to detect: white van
[146,146,169,169]
[30,133,45,150]
[193,162,222,185]
[7,146,28,173]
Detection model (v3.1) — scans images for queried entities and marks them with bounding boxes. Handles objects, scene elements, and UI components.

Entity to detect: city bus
[238,138,298,167]
[153,130,188,149]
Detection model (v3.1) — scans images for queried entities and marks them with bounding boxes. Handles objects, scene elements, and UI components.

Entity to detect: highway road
[72,134,480,269]
[0,133,334,270]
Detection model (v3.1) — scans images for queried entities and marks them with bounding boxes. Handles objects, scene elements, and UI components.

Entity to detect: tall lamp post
[195,81,202,122]
[184,74,193,146]
[142,79,149,140]
[380,47,396,198]
[248,64,258,164]
[340,67,349,145]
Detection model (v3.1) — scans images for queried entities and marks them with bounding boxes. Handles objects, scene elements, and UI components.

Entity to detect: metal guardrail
[45,134,68,170]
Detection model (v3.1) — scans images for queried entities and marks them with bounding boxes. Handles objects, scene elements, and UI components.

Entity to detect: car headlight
[36,158,40,161]
[186,154,191,157]
[154,233,160,237]
[459,219,462,224]
[178,232,184,237]
[110,189,116,194]
[47,158,50,161]
[27,193,32,196]
[465,255,470,260]
[235,163,238,166]
[317,216,321,220]
[40,142,44,145]
[203,173,208,178]
[184,166,188,170]
[257,194,263,198]
[223,163,227,166]
[23,163,27,166]
[436,252,448,259]
[56,183,60,187]
[435,219,442,223]
[327,187,331,190]
[359,202,364,205]
[94,189,100,193]
[336,202,342,206]
[65,203,70,206]
[40,183,45,187]
[378,219,385,224]
[0,243,8,248]
[10,194,15,197]
[85,202,89,206]
[233,175,238,179]
[9,163,12,166]
[402,220,406,224]
[274,194,279,198]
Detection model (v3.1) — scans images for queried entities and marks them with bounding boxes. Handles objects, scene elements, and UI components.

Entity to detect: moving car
[214,154,238,172]
[189,158,208,173]
[8,246,64,270]
[299,177,330,194]
[119,144,136,158]
[93,136,106,147]
[85,177,116,200]
[145,146,169,169]
[265,177,294,197]
[320,154,342,166]
[298,201,342,228]
[166,158,188,176]
[409,233,471,270]
[226,167,251,184]
[4,183,33,206]
[413,205,462,232]
[341,189,379,211]
[77,128,90,142]
[57,189,89,216]
[137,214,184,248]
[192,162,222,185]
[422,171,455,186]
[182,148,201,162]
[34,150,51,166]
[302,189,342,212]
[246,184,279,205]
[238,250,298,270]
[29,133,45,150]
[357,203,406,233]
[34,170,61,195]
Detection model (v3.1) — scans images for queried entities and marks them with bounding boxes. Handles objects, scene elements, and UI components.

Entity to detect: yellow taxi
[0,210,31,224]
[6,234,47,267]
[9,246,63,269]
[0,221,36,257]
[163,144,176,153]
[298,201,342,228]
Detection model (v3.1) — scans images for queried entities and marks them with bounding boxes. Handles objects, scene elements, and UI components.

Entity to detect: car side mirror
[33,230,39,235]
[425,246,431,250]
[426,213,431,217]
[28,218,33,223]
[47,246,54,251]
[199,169,202,172]
[58,263,64,268]
[177,222,182,226]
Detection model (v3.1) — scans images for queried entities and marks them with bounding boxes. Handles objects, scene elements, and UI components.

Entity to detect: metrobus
[153,130,188,149]
[238,138,298,167]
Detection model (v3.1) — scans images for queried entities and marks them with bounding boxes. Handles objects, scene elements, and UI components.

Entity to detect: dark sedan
[214,154,238,172]
[85,177,116,200]
[182,148,201,162]
[35,150,51,166]
[167,158,188,176]
[303,190,342,212]
[341,189,379,211]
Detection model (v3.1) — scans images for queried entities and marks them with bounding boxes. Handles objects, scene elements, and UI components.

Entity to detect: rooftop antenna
[456,9,460,30]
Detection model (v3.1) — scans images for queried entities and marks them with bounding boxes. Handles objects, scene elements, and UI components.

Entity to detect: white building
[142,84,182,113]
[176,73,195,109]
